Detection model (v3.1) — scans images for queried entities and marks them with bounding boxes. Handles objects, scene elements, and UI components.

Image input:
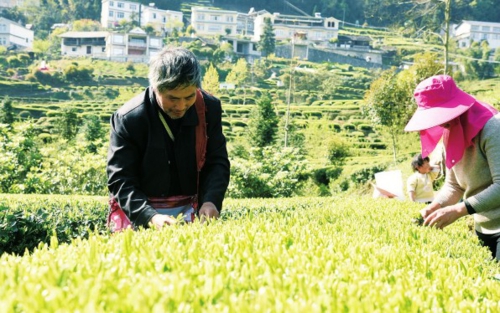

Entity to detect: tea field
[1,195,499,312]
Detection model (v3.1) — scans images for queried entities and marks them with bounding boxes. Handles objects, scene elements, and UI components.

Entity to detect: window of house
[0,37,6,45]
[153,13,157,19]
[117,2,124,8]
[130,4,136,10]
[102,47,105,52]
[113,35,124,44]
[150,38,160,47]
[109,11,114,17]
[71,47,77,52]
[0,24,6,32]
[481,26,490,32]
[327,21,335,28]
[471,25,480,31]
[236,43,244,53]
[117,12,124,18]
[208,25,221,32]
[110,1,114,6]
[163,17,166,23]
[210,15,220,21]
[252,43,258,51]
[226,16,234,22]
[198,14,205,21]
[114,48,124,55]
[198,25,205,31]
[494,27,500,33]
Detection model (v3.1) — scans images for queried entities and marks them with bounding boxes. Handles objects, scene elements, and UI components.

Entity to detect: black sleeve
[107,112,157,227]
[198,95,230,212]
[464,199,476,215]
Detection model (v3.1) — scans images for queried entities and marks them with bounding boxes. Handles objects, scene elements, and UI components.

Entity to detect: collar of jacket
[147,86,199,127]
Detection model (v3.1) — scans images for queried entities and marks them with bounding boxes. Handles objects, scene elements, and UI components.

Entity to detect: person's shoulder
[201,89,221,106]
[116,90,148,117]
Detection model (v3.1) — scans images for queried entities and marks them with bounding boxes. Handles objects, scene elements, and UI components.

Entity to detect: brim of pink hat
[404,90,476,132]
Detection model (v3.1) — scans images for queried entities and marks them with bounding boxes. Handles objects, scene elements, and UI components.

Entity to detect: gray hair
[148,47,201,92]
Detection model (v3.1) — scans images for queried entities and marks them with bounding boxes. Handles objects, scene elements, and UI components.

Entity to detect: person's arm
[407,175,417,202]
[107,111,158,228]
[409,191,416,202]
[198,95,230,215]
[465,121,500,213]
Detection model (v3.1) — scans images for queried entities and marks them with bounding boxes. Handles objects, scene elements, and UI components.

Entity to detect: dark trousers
[476,231,500,261]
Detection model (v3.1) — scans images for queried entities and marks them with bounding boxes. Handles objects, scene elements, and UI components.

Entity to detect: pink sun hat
[405,75,477,132]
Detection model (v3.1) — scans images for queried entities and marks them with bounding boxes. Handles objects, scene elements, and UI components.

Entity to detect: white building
[454,20,500,49]
[101,0,141,29]
[190,7,238,36]
[142,7,183,34]
[253,12,339,43]
[101,0,183,33]
[0,17,34,51]
[0,0,39,8]
[59,28,163,63]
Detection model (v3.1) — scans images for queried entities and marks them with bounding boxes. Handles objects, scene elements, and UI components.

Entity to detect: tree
[72,19,102,31]
[56,108,80,140]
[0,97,15,125]
[258,17,276,57]
[363,52,442,163]
[247,92,278,147]
[83,114,104,153]
[226,58,250,104]
[462,41,494,79]
[363,68,411,164]
[202,63,220,95]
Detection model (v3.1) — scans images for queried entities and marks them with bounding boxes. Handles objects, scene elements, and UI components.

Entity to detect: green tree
[227,146,308,198]
[202,63,220,95]
[462,41,494,79]
[72,19,102,31]
[363,68,410,164]
[82,114,104,153]
[226,58,250,103]
[327,137,350,166]
[247,92,278,147]
[258,17,276,57]
[494,48,500,76]
[0,97,15,125]
[252,58,269,83]
[363,52,442,163]
[56,108,80,140]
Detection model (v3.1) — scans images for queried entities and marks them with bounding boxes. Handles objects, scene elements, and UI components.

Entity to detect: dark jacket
[107,87,230,227]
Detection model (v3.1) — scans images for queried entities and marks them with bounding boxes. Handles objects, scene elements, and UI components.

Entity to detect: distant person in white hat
[405,74,500,261]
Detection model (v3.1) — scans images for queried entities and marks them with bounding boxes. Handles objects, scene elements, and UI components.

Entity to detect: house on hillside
[101,0,183,34]
[253,12,340,43]
[453,20,500,49]
[190,6,239,36]
[224,36,261,62]
[0,0,39,9]
[336,35,372,49]
[0,17,34,51]
[59,28,163,63]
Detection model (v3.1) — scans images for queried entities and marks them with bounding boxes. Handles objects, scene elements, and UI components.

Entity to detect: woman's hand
[422,203,468,229]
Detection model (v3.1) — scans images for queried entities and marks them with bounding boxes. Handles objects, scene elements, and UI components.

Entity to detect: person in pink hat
[405,74,500,261]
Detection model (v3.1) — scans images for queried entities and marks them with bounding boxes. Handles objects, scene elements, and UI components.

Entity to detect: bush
[0,195,107,256]
[228,147,308,198]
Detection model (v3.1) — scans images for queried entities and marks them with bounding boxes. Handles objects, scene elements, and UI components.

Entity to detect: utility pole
[443,0,451,75]
[284,37,294,148]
